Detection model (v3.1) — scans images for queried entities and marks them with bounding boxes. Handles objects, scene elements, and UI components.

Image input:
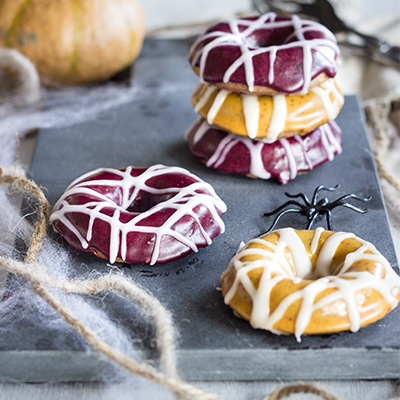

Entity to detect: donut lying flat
[221,228,400,341]
[189,13,340,95]
[185,118,342,184]
[50,165,227,265]
[191,79,344,141]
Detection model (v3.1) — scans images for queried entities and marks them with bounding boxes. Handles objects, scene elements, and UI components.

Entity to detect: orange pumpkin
[0,0,145,85]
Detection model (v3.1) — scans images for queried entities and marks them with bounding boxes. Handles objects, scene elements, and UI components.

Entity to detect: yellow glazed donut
[221,227,400,341]
[191,78,344,142]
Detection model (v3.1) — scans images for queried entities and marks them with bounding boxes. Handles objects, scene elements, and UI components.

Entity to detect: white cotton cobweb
[0,186,177,399]
[0,190,141,355]
[0,79,140,167]
[0,73,195,168]
[0,50,183,397]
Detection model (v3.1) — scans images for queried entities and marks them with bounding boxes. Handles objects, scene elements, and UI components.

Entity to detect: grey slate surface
[2,39,399,382]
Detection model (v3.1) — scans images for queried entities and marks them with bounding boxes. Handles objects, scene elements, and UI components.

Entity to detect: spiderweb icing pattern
[188,119,342,183]
[50,165,227,265]
[224,228,400,341]
[191,13,339,93]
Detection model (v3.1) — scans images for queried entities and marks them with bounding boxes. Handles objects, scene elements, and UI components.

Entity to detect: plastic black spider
[263,185,372,233]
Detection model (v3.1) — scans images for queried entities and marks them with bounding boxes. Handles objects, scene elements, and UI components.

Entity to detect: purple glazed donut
[189,13,340,95]
[185,118,342,184]
[50,165,227,265]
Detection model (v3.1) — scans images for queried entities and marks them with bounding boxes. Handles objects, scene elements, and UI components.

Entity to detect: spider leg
[284,192,311,206]
[312,184,340,204]
[339,203,370,214]
[306,211,322,230]
[312,185,325,205]
[330,193,372,204]
[326,209,333,230]
[263,209,303,234]
[329,194,372,213]
[264,200,305,216]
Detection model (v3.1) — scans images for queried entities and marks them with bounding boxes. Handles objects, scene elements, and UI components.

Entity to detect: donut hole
[222,228,399,337]
[301,258,363,281]
[295,264,315,281]
[126,190,177,213]
[244,23,328,48]
[126,173,200,213]
[245,26,294,48]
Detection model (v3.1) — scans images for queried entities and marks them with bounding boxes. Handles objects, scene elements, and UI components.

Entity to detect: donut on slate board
[221,227,400,341]
[50,165,227,265]
[185,118,342,184]
[186,12,344,183]
[189,13,340,95]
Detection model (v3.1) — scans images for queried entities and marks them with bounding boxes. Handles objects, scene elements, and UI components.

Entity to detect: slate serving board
[2,39,399,382]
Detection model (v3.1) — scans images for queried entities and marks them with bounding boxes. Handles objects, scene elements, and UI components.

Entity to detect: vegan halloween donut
[50,165,227,265]
[189,13,340,95]
[191,78,344,141]
[185,118,342,184]
[221,228,400,341]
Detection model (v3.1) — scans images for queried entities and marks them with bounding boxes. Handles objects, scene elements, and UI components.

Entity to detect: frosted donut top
[223,228,400,341]
[189,13,340,94]
[50,165,227,265]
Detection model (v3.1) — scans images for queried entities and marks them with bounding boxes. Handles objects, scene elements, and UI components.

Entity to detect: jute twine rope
[364,93,400,194]
[0,168,340,400]
[262,383,340,400]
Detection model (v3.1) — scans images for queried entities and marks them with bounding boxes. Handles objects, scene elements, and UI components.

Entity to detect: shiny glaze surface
[185,118,342,184]
[189,13,339,94]
[50,165,227,265]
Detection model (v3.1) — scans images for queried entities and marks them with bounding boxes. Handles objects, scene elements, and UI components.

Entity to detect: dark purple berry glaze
[189,14,339,94]
[186,119,342,184]
[51,166,226,265]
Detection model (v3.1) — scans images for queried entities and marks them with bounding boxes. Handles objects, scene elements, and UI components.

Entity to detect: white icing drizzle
[268,46,277,84]
[207,135,238,168]
[194,85,216,113]
[319,121,342,160]
[278,138,297,180]
[207,89,229,124]
[195,83,262,139]
[311,227,324,254]
[267,95,287,141]
[191,13,339,93]
[224,228,400,341]
[193,119,271,180]
[311,86,336,121]
[187,119,342,183]
[288,80,343,130]
[241,93,260,139]
[291,15,312,93]
[288,102,323,126]
[192,118,210,144]
[321,78,343,102]
[293,135,313,169]
[315,231,354,277]
[311,79,344,121]
[194,79,342,141]
[278,228,312,278]
[50,165,227,265]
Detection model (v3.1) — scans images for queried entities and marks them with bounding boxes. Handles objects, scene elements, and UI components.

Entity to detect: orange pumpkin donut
[221,227,400,341]
[191,78,344,141]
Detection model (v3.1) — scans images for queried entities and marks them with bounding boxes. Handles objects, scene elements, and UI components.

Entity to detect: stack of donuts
[185,12,345,184]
